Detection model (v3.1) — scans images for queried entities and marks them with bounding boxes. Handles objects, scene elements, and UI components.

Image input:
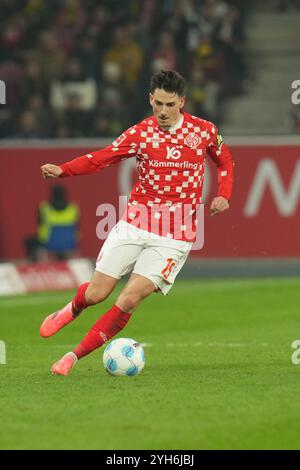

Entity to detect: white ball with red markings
[103,338,145,376]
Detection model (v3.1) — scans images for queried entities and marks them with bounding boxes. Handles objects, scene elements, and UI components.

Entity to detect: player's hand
[210,196,230,216]
[41,164,63,179]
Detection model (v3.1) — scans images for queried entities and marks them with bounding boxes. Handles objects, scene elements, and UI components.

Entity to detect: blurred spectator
[215,7,247,94]
[0,0,252,138]
[59,93,93,137]
[275,0,300,10]
[1,13,25,61]
[96,61,131,135]
[50,58,97,112]
[24,185,80,262]
[291,105,300,133]
[35,30,66,83]
[19,59,47,105]
[104,24,143,90]
[0,108,14,138]
[151,31,178,72]
[77,37,100,79]
[15,110,42,138]
[186,65,209,119]
[0,57,26,104]
[85,5,112,53]
[27,94,54,137]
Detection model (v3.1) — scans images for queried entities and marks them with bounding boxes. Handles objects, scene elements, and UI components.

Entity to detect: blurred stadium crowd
[0,0,249,139]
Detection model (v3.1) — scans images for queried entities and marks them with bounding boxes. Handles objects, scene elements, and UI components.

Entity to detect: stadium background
[1,0,300,451]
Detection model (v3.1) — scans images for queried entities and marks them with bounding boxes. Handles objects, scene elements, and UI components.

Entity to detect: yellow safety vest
[38,202,79,244]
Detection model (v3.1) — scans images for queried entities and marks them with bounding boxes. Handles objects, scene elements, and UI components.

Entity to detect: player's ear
[179,96,186,109]
[149,93,154,106]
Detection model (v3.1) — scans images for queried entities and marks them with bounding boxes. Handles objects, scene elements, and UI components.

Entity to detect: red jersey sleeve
[205,123,234,200]
[60,126,139,177]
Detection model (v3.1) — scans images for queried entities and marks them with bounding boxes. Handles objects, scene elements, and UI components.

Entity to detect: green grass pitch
[0,277,300,450]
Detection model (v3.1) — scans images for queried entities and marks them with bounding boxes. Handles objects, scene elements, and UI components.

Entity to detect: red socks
[71,283,131,359]
[72,282,89,315]
[73,305,131,360]
[71,284,132,360]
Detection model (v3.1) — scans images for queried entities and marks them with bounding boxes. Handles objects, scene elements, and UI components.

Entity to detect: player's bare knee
[85,287,109,305]
[117,293,140,313]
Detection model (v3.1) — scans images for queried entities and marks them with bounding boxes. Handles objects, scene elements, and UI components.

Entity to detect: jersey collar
[168,113,184,133]
[154,112,185,133]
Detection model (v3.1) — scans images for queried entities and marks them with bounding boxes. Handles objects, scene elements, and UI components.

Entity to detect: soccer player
[40,70,234,375]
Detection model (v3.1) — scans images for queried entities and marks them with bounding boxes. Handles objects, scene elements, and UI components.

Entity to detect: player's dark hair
[150,70,186,96]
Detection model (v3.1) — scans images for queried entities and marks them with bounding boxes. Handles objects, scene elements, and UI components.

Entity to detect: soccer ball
[103,338,145,376]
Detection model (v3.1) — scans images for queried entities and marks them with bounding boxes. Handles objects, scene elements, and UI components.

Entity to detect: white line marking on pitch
[13,341,270,351]
[140,342,269,348]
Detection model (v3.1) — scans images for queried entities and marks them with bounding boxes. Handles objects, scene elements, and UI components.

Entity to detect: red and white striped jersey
[60,111,234,242]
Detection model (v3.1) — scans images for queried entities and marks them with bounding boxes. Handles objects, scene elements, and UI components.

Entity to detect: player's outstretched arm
[41,164,63,179]
[47,126,139,178]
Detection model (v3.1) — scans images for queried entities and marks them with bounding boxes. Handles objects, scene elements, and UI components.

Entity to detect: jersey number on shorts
[161,258,176,280]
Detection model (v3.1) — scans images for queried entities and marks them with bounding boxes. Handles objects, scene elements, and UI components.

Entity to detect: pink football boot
[40,302,74,338]
[51,352,78,376]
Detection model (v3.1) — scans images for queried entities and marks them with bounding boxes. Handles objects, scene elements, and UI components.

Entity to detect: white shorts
[95,221,192,295]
